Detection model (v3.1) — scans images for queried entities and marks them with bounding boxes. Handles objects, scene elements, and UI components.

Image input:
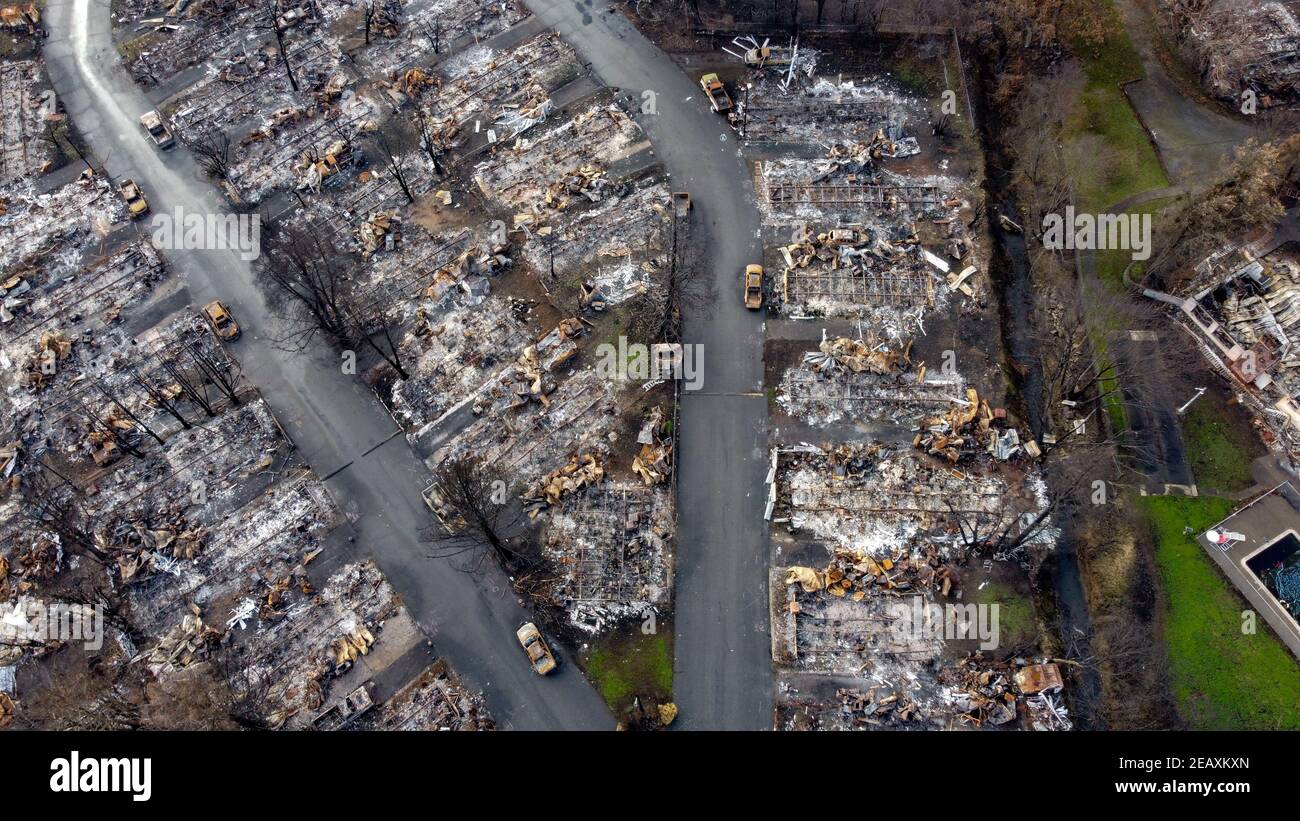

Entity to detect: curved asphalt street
[43,0,613,730]
[521,0,773,729]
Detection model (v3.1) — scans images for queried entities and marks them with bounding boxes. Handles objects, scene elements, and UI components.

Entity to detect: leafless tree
[16,463,110,565]
[371,130,416,204]
[260,222,355,347]
[411,107,448,176]
[131,366,193,430]
[183,129,233,181]
[1004,65,1082,235]
[342,295,410,379]
[184,343,244,408]
[78,397,146,459]
[10,658,144,731]
[161,355,217,417]
[861,0,889,34]
[95,382,165,447]
[141,664,239,730]
[1145,136,1299,292]
[209,644,275,730]
[364,0,376,45]
[952,448,1109,561]
[423,455,538,574]
[429,16,444,54]
[259,0,299,92]
[628,205,716,344]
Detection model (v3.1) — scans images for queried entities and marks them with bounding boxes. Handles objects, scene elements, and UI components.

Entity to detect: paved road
[520,0,773,728]
[1114,0,1258,184]
[43,0,613,730]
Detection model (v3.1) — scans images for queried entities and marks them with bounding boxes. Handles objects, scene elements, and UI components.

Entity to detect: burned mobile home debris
[110,0,687,654]
[87,0,694,718]
[1149,246,1300,456]
[0,297,492,728]
[9,0,1266,739]
[717,22,1076,731]
[758,138,980,329]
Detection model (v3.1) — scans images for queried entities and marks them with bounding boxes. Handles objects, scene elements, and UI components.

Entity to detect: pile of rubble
[913,387,1039,464]
[503,317,584,410]
[4,243,166,336]
[778,331,967,428]
[139,604,222,677]
[1214,257,1300,397]
[358,210,402,258]
[352,661,494,731]
[803,331,909,376]
[939,653,1071,730]
[785,544,962,602]
[831,686,924,727]
[96,510,207,584]
[1164,248,1300,456]
[0,530,63,593]
[525,452,604,512]
[631,406,672,486]
[816,133,921,175]
[542,164,609,211]
[19,330,74,392]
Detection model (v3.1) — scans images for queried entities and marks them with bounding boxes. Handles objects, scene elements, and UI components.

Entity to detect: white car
[139,110,175,149]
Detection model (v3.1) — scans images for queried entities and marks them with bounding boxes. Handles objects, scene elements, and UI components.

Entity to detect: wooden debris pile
[96,511,207,583]
[140,604,222,677]
[526,453,604,512]
[785,544,962,604]
[804,330,909,376]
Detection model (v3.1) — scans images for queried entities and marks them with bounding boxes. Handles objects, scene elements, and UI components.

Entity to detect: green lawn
[1096,196,1176,291]
[972,580,1036,651]
[1064,0,1169,213]
[1091,330,1128,433]
[1063,2,1171,438]
[1142,495,1300,729]
[1180,394,1265,493]
[582,629,673,717]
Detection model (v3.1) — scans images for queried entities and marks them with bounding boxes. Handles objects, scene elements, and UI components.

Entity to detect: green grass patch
[1062,1,1170,437]
[973,581,1036,650]
[1063,0,1168,212]
[889,56,940,96]
[581,629,673,716]
[1096,196,1175,291]
[1086,303,1131,433]
[1181,396,1265,493]
[1142,495,1300,729]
